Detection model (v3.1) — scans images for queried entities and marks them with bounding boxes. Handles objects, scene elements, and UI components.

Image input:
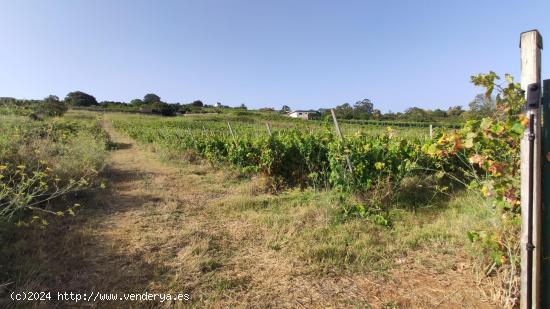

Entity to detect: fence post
[520,29,543,309]
[542,79,550,308]
[265,122,272,136]
[429,124,433,139]
[330,109,353,174]
[330,109,344,140]
[227,122,236,142]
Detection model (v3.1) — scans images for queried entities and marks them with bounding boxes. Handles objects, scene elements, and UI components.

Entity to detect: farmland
[0,73,523,308]
[112,112,439,192]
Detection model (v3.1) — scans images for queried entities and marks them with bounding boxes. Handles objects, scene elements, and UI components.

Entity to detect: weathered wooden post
[330,109,353,174]
[330,109,344,140]
[265,122,272,136]
[541,79,550,308]
[429,124,433,139]
[227,122,236,142]
[520,29,542,309]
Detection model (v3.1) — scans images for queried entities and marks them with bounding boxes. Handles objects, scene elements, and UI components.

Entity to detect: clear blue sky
[1,0,549,112]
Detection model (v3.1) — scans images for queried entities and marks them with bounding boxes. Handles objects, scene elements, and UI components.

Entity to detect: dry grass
[1,118,499,308]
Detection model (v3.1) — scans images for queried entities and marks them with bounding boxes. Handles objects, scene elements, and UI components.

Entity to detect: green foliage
[447,105,464,117]
[150,102,177,116]
[38,95,68,117]
[0,114,108,224]
[280,105,291,113]
[333,103,354,119]
[111,72,523,299]
[113,116,434,208]
[403,107,431,122]
[192,100,204,107]
[65,91,98,106]
[352,99,374,118]
[423,72,524,297]
[130,99,144,106]
[0,96,69,118]
[427,72,524,213]
[143,93,161,104]
[466,94,496,119]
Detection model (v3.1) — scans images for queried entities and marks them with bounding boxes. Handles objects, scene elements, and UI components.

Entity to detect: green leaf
[505,74,513,84]
[480,118,492,130]
[467,231,479,242]
[510,122,524,135]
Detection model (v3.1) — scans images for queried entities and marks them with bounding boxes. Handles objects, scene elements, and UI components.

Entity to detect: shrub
[0,115,108,224]
[37,95,68,117]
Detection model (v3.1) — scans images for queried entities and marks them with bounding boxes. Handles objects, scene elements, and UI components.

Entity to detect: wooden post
[330,109,353,174]
[429,124,433,139]
[520,29,543,309]
[541,79,550,308]
[265,122,272,136]
[330,109,344,140]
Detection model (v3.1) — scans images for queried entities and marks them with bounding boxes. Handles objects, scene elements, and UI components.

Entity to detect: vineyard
[112,73,522,219]
[108,73,525,304]
[2,0,546,304]
[0,73,525,307]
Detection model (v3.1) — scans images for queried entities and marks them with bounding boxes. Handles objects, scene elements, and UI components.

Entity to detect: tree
[143,93,161,104]
[45,95,59,102]
[403,107,430,122]
[447,105,464,117]
[130,99,144,106]
[280,105,291,113]
[178,105,191,114]
[334,103,354,119]
[151,102,176,116]
[40,95,67,116]
[467,93,496,119]
[383,111,397,120]
[65,91,98,106]
[191,100,203,107]
[353,99,374,119]
[431,108,447,118]
[0,97,16,106]
[239,103,247,110]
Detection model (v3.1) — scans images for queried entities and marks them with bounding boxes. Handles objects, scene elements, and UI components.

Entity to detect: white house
[287,110,320,120]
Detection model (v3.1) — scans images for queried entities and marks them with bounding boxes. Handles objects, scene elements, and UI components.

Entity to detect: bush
[0,115,108,224]
[37,95,67,117]
[151,102,177,116]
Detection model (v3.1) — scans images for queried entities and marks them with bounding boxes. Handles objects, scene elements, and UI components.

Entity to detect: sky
[1,0,549,112]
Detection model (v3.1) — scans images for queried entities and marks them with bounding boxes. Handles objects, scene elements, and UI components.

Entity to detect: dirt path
[28,123,497,308]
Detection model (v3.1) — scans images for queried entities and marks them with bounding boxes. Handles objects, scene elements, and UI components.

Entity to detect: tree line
[0,91,236,117]
[287,95,493,123]
[0,90,496,122]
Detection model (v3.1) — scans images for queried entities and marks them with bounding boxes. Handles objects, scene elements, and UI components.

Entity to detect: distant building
[214,102,222,108]
[287,110,320,120]
[139,107,153,113]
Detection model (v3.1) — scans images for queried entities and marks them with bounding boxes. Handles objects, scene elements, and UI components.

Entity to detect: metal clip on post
[528,83,541,110]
